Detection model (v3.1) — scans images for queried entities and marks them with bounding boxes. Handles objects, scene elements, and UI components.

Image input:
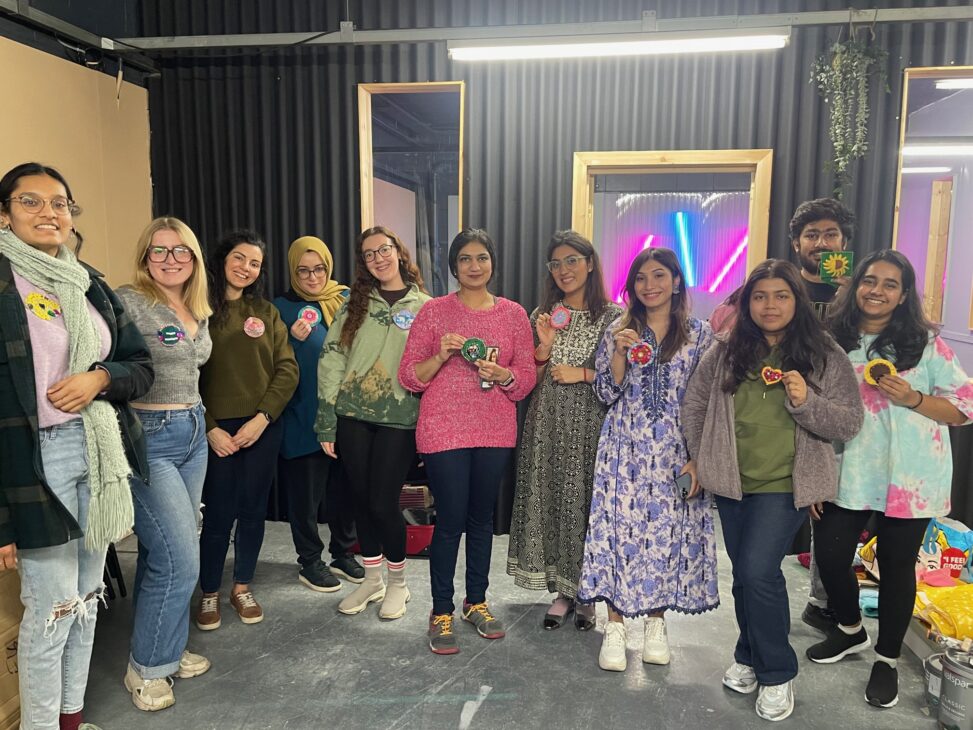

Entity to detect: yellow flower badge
[24,292,62,321]
[820,251,853,282]
[864,358,897,386]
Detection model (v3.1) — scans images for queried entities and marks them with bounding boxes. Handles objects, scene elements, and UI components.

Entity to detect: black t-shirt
[804,279,837,320]
[378,286,409,306]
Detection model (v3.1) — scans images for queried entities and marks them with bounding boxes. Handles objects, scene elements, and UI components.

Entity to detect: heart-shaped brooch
[760,366,784,386]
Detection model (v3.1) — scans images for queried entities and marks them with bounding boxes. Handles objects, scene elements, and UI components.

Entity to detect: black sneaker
[298,561,341,593]
[801,603,838,634]
[806,626,870,664]
[330,556,365,584]
[865,661,898,708]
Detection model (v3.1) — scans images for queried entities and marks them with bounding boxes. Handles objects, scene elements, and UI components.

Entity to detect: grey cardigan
[682,338,863,508]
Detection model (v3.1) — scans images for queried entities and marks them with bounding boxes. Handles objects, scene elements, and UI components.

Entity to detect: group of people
[0,161,969,729]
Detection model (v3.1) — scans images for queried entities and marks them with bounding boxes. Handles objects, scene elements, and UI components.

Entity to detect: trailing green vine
[811,33,889,198]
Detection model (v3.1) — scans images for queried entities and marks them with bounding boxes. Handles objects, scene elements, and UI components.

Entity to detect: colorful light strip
[642,234,655,249]
[674,212,696,287]
[707,234,749,293]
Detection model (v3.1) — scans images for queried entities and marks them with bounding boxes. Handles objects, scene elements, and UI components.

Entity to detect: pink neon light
[707,234,749,294]
[613,233,656,304]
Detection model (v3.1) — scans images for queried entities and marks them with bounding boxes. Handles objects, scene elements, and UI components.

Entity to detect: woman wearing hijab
[274,236,364,592]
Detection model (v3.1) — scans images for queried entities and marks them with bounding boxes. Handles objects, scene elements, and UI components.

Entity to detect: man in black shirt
[789,197,856,319]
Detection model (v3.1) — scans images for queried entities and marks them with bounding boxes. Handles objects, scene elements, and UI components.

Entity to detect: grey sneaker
[756,681,794,722]
[462,601,505,639]
[723,662,758,694]
[428,613,460,655]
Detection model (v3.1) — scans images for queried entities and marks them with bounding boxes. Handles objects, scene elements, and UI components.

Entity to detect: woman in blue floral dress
[577,247,717,673]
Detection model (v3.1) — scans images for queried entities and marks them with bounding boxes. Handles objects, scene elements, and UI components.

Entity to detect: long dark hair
[208,228,268,326]
[0,162,85,256]
[724,259,831,393]
[827,249,934,371]
[617,247,690,364]
[539,230,609,321]
[340,225,426,350]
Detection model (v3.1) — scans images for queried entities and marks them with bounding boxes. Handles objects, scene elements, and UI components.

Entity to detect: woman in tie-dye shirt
[809,250,973,710]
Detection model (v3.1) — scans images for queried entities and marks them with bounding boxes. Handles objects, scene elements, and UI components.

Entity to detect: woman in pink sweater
[399,229,535,655]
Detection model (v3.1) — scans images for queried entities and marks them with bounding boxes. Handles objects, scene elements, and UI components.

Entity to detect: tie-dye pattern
[835,334,973,518]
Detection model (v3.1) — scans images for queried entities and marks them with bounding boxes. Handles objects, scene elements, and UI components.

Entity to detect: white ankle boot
[338,560,386,615]
[379,568,410,620]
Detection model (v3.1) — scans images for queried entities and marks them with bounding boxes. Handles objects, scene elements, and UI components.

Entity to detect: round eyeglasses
[7,194,80,217]
[297,265,328,280]
[147,245,195,264]
[546,255,588,273]
[362,243,395,263]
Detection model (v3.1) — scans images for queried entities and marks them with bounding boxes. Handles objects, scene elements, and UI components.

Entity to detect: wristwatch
[259,410,273,423]
[499,373,515,388]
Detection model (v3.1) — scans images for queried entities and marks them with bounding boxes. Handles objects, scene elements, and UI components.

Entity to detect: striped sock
[387,558,406,572]
[362,555,385,569]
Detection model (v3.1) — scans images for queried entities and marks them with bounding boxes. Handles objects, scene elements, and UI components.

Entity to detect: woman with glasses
[273,237,363,594]
[0,162,153,730]
[507,231,620,631]
[399,229,535,655]
[315,226,429,620]
[196,230,298,630]
[116,218,213,712]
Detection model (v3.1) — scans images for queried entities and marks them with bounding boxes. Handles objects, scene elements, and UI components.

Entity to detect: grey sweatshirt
[682,338,863,508]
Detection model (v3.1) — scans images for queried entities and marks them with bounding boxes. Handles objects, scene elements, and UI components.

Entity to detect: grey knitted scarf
[0,229,133,550]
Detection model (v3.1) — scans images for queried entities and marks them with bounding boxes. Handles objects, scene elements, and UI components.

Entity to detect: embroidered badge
[549,305,572,330]
[392,309,415,330]
[864,358,896,386]
[298,305,321,327]
[244,316,266,338]
[760,366,784,386]
[461,337,487,363]
[157,325,185,346]
[25,292,62,321]
[627,341,654,366]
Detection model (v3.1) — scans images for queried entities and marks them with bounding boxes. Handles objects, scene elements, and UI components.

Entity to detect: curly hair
[788,197,856,243]
[827,249,935,371]
[339,226,426,350]
[723,259,831,393]
[208,229,267,327]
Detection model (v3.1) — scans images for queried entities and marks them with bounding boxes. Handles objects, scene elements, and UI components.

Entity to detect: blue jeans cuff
[129,653,181,680]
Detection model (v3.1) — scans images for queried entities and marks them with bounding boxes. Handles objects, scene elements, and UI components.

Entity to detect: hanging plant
[811,31,888,198]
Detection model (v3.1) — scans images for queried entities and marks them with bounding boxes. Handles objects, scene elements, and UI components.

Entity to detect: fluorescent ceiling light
[902,145,973,157]
[901,166,952,174]
[448,28,790,61]
[936,79,973,90]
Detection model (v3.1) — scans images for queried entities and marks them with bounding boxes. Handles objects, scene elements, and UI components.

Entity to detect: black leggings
[813,503,929,659]
[335,417,416,563]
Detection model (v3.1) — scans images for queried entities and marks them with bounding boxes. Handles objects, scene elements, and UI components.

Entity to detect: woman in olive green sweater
[197,230,298,630]
[316,226,430,621]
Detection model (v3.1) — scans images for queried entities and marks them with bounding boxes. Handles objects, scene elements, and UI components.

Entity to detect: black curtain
[141,0,973,307]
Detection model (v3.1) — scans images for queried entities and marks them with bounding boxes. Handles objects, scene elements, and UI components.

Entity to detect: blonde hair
[130,217,212,320]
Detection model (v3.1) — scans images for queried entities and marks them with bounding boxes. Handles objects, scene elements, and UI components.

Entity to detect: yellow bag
[915,583,973,640]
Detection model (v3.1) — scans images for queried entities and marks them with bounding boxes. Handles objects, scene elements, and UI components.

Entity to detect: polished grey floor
[85,521,935,729]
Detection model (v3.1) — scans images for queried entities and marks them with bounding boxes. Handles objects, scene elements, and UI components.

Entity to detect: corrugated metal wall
[141,0,973,305]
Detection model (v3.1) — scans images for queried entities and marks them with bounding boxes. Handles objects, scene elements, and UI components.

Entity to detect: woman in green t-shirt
[682,259,862,723]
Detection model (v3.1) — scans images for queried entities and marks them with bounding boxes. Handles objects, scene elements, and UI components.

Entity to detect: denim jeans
[130,404,208,679]
[18,419,107,730]
[423,447,512,615]
[199,417,283,593]
[716,493,808,686]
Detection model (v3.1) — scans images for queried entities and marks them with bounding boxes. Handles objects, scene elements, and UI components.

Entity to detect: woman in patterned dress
[577,247,717,672]
[809,250,973,708]
[507,231,620,631]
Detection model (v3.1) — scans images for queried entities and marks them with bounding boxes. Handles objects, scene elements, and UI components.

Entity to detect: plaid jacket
[0,255,154,549]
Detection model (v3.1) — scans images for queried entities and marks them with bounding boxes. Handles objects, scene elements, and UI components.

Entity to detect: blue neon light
[674,211,696,287]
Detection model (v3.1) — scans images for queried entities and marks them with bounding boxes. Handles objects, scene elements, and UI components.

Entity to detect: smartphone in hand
[675,471,693,499]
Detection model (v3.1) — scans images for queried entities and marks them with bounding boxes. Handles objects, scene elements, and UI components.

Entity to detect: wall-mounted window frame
[357,81,465,232]
[570,149,773,273]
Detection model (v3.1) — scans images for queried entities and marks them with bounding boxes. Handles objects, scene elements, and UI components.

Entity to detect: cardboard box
[0,571,22,730]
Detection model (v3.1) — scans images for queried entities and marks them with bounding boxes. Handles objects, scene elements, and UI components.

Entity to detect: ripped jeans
[18,419,107,730]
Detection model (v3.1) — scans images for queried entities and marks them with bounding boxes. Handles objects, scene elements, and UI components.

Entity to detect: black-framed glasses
[362,243,395,263]
[147,245,195,264]
[296,265,328,280]
[546,255,588,273]
[6,194,80,217]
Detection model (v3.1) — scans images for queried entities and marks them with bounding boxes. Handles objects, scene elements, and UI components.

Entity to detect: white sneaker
[124,664,175,712]
[642,616,671,665]
[598,621,627,672]
[174,650,211,679]
[756,681,794,722]
[722,662,758,694]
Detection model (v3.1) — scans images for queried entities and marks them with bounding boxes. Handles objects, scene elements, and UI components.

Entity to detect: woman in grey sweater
[682,259,862,723]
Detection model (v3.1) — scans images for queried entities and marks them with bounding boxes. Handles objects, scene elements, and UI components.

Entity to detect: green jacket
[315,285,430,441]
[0,256,154,549]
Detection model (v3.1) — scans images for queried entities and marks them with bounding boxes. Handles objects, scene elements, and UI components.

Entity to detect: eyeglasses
[362,243,395,263]
[6,194,80,217]
[546,255,588,273]
[800,230,843,244]
[296,265,328,280]
[147,245,195,264]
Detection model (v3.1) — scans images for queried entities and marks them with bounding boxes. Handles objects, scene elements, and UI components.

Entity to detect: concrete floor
[84,521,935,730]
